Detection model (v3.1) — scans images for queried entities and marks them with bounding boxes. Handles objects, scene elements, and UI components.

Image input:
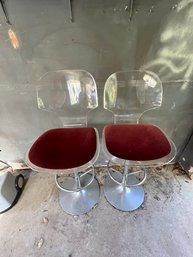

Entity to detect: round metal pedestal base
[104,173,144,212]
[58,174,100,215]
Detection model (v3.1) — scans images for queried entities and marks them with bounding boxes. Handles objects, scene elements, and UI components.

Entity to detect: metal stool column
[56,166,99,215]
[104,161,146,211]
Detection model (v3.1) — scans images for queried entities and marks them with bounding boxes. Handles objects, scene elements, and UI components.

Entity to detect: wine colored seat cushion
[104,124,171,161]
[28,128,97,169]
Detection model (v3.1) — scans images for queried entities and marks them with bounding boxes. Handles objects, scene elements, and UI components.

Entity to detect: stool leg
[104,164,145,211]
[74,171,81,190]
[56,170,100,215]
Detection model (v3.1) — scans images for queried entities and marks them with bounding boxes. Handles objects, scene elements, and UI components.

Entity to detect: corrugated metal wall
[0,0,193,162]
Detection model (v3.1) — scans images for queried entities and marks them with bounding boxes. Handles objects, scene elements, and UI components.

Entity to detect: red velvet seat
[28,128,97,170]
[104,124,171,161]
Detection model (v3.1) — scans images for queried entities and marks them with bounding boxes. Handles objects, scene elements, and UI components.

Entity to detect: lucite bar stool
[102,70,176,211]
[25,70,100,215]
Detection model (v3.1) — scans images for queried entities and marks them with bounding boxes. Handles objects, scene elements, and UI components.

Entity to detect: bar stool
[102,70,176,211]
[25,70,100,215]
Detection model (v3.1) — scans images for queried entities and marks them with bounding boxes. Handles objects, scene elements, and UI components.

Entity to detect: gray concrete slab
[0,165,193,257]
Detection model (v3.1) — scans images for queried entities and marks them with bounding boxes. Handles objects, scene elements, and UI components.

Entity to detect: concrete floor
[0,165,193,257]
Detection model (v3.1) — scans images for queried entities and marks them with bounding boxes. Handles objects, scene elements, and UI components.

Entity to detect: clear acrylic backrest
[37,70,98,127]
[104,70,162,123]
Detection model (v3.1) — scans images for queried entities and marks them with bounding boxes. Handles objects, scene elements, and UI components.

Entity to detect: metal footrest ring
[104,172,144,211]
[55,165,100,215]
[58,174,100,215]
[104,161,146,211]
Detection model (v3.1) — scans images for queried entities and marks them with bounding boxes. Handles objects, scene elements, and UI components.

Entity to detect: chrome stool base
[58,174,100,215]
[104,172,144,212]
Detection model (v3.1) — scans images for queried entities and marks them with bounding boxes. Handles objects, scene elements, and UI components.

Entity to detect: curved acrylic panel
[37,70,98,127]
[104,70,162,123]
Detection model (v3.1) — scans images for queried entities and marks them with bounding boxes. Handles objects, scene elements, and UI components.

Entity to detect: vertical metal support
[0,0,11,25]
[74,171,81,190]
[122,163,129,187]
[129,0,134,21]
[69,0,73,22]
[104,161,145,211]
